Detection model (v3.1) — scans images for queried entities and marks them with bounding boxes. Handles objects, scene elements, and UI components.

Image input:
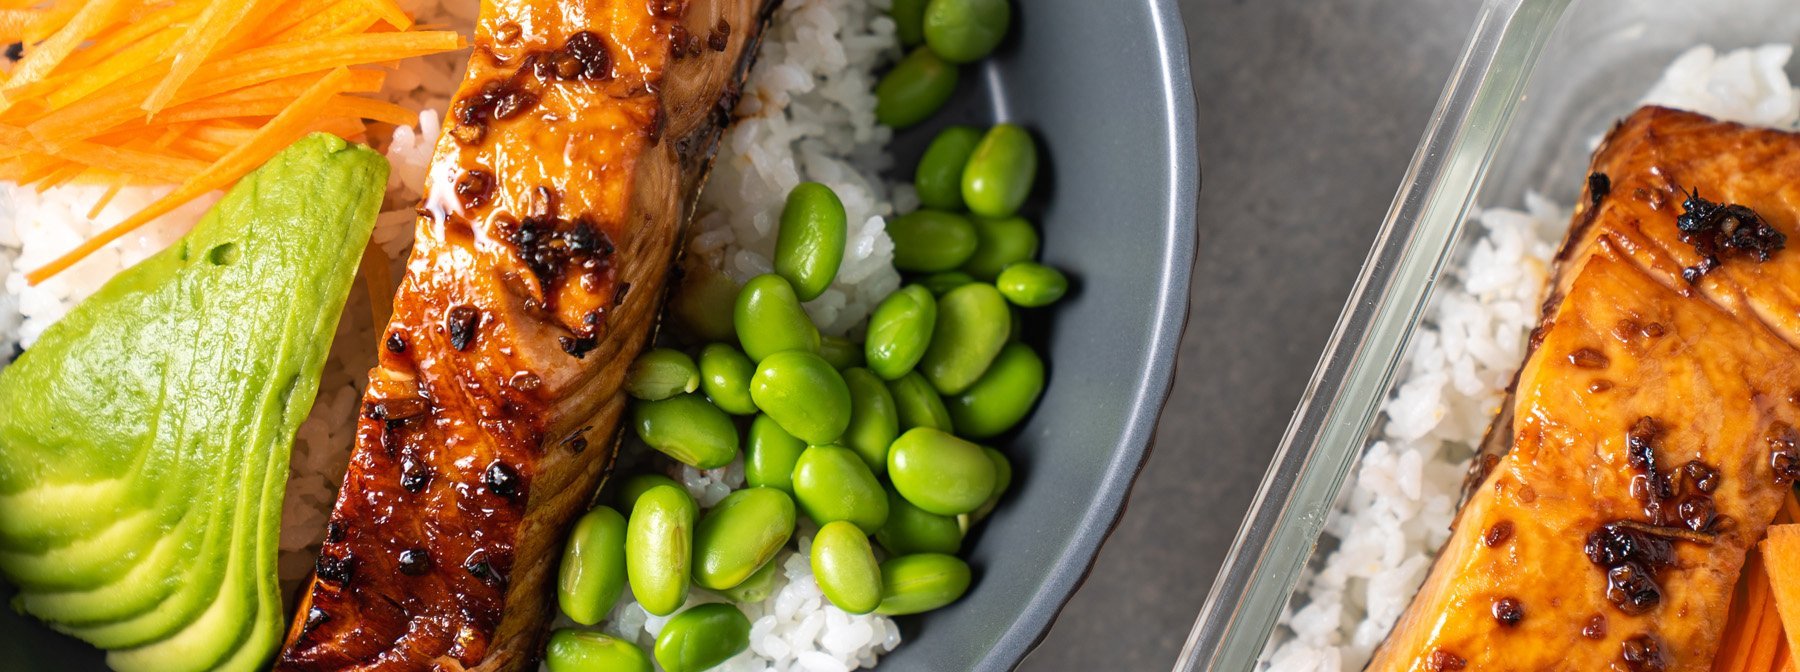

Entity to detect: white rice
[0,0,906,669]
[1260,44,1800,672]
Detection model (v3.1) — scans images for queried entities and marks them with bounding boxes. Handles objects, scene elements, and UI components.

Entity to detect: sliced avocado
[0,133,388,672]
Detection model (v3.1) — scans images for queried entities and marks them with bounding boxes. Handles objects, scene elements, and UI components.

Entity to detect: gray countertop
[1019,1,1481,669]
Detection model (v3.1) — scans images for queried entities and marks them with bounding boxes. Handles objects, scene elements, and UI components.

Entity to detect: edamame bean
[692,487,796,591]
[968,447,1012,524]
[875,47,958,129]
[653,603,751,672]
[774,183,847,302]
[632,393,739,469]
[888,427,997,516]
[962,124,1038,219]
[843,368,899,473]
[888,371,953,432]
[820,335,865,370]
[625,348,700,401]
[946,342,1045,439]
[919,283,1011,395]
[923,0,1011,63]
[745,415,806,493]
[792,445,890,533]
[866,285,937,381]
[961,216,1039,280]
[558,506,628,625]
[719,554,781,603]
[876,489,962,556]
[996,262,1069,307]
[698,344,757,415]
[875,553,972,616]
[919,271,975,296]
[811,521,883,614]
[750,351,852,444]
[616,474,684,514]
[915,126,984,211]
[887,209,978,273]
[891,0,928,46]
[669,263,740,344]
[626,485,697,616]
[546,629,652,672]
[735,274,821,362]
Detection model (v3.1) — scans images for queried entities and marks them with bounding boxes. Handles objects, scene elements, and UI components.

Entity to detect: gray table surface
[1017,1,1482,669]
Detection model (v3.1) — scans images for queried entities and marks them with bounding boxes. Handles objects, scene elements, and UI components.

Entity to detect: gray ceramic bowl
[0,0,1197,669]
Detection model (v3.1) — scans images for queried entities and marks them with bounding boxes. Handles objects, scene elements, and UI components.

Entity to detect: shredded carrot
[85,182,123,220]
[26,67,356,284]
[1764,524,1800,670]
[359,0,414,31]
[0,0,462,283]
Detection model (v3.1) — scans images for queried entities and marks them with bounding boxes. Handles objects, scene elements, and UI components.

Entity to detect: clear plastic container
[1178,1,1800,670]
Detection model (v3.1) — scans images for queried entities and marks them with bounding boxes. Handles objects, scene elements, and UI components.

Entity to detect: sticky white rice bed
[1261,44,1800,672]
[0,0,905,669]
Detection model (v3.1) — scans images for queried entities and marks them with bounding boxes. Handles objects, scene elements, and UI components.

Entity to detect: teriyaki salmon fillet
[1371,107,1800,671]
[275,0,777,668]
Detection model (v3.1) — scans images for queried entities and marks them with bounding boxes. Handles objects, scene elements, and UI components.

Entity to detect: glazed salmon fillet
[275,0,774,669]
[1372,107,1800,671]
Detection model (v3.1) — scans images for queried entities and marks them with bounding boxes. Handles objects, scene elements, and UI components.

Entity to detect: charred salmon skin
[1371,107,1800,671]
[275,0,776,669]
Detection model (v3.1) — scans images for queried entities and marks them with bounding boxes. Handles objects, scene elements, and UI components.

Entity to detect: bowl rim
[984,0,1200,668]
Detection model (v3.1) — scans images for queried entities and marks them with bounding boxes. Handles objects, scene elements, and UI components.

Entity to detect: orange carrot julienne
[26,67,355,284]
[1,0,126,99]
[85,181,122,220]
[359,0,414,31]
[143,0,267,115]
[1763,524,1800,671]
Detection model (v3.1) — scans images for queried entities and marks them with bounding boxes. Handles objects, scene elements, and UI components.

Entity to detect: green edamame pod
[919,283,1011,395]
[888,371,953,432]
[887,209,978,273]
[546,630,652,672]
[626,485,698,616]
[919,270,975,296]
[745,414,806,493]
[969,447,1012,524]
[774,183,847,302]
[915,126,984,211]
[946,341,1045,439]
[698,343,758,415]
[961,216,1039,280]
[923,0,1012,63]
[875,47,959,129]
[625,348,700,401]
[876,489,962,556]
[669,263,742,345]
[996,262,1069,307]
[719,553,782,603]
[888,427,998,516]
[653,604,751,672]
[842,368,899,473]
[735,274,821,362]
[616,474,684,514]
[632,393,739,469]
[962,123,1038,219]
[750,351,852,445]
[557,506,628,625]
[891,0,929,46]
[792,445,890,533]
[820,335,865,370]
[811,521,883,615]
[866,285,937,381]
[692,487,797,591]
[875,553,972,616]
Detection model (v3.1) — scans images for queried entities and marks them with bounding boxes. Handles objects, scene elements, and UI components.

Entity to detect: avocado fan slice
[0,133,388,672]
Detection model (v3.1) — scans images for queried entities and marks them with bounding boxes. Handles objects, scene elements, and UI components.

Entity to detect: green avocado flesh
[0,133,388,672]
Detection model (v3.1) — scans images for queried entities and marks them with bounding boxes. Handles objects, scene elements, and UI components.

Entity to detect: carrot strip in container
[143,0,267,114]
[0,0,126,99]
[1763,524,1800,670]
[25,67,355,284]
